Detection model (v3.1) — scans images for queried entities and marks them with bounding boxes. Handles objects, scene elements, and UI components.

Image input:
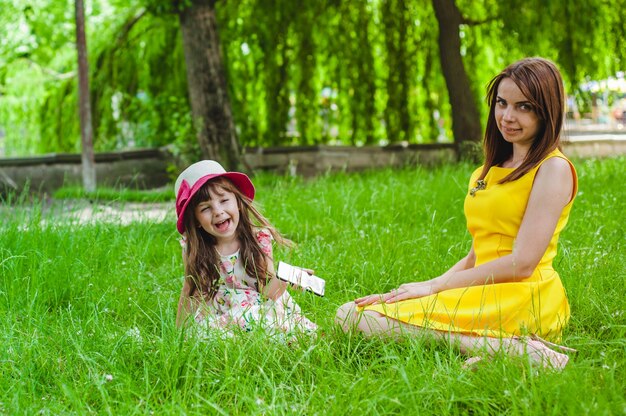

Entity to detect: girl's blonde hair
[181,177,291,300]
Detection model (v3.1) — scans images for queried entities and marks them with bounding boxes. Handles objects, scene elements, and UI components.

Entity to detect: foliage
[0,156,624,413]
[497,0,620,90]
[0,0,625,156]
[0,0,192,156]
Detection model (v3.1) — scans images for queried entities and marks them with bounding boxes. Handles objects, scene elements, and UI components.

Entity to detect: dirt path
[53,201,175,226]
[4,200,175,227]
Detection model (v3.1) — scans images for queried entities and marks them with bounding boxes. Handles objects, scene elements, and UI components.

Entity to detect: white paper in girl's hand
[277,262,325,297]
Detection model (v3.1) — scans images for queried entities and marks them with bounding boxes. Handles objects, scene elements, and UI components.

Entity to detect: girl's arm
[358,157,574,306]
[261,259,288,300]
[255,229,288,300]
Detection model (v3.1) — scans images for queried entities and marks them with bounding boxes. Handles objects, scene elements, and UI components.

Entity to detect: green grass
[1,157,624,415]
[53,185,173,203]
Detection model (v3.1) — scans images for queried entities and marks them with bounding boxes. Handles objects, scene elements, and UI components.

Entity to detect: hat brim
[176,172,255,234]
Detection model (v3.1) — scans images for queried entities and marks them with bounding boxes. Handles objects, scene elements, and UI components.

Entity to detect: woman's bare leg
[335,301,443,340]
[335,301,569,369]
[448,334,570,370]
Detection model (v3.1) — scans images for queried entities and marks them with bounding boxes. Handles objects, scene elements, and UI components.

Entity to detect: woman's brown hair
[478,57,565,183]
[181,177,291,300]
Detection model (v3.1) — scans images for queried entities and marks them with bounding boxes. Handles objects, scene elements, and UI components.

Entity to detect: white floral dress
[190,229,317,338]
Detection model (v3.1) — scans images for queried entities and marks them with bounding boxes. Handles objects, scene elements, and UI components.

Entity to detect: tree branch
[116,9,148,45]
[24,58,75,80]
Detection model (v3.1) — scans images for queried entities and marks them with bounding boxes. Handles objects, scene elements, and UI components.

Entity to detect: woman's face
[495,77,540,148]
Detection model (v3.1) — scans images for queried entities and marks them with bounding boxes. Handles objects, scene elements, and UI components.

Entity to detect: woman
[336,57,577,370]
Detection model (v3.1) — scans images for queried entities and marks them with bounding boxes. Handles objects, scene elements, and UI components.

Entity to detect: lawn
[1,157,624,415]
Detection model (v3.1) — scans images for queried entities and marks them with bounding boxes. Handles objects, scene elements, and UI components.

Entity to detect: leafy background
[1,0,625,156]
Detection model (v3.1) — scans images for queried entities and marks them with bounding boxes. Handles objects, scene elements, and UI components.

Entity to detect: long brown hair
[479,57,565,183]
[181,177,292,300]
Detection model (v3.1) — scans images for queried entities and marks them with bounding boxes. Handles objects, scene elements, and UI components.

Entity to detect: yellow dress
[364,149,577,340]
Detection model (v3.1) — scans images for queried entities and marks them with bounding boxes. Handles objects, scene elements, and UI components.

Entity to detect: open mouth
[214,219,231,232]
[502,126,520,134]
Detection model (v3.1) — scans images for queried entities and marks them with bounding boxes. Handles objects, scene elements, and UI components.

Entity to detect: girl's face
[194,186,240,245]
[495,77,540,149]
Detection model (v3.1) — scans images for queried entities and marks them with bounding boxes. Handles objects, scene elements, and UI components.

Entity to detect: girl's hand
[354,282,434,306]
[291,267,315,292]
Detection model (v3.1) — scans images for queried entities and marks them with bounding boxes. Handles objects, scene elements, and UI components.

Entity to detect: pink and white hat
[174,160,255,234]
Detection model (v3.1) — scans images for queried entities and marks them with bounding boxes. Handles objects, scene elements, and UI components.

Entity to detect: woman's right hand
[354,281,435,307]
[354,293,386,307]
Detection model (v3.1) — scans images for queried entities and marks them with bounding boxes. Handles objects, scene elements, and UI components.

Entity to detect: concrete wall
[0,148,171,194]
[244,143,457,176]
[0,138,624,195]
[562,137,626,159]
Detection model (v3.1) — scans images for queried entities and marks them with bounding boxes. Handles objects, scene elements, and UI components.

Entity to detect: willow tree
[431,0,482,155]
[335,1,377,145]
[148,0,242,170]
[3,0,626,160]
[381,0,413,143]
[498,0,622,87]
[254,0,296,146]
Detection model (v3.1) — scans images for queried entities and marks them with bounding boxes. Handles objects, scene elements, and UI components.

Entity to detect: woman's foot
[524,338,570,370]
[458,335,573,372]
[461,356,486,371]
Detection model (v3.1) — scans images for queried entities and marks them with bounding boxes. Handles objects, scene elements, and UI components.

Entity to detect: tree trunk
[75,0,96,192]
[178,0,243,171]
[431,0,482,157]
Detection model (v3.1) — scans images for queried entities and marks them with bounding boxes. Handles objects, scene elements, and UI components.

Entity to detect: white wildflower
[126,326,142,343]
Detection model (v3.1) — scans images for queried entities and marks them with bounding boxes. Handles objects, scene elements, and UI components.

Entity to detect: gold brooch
[469,179,486,197]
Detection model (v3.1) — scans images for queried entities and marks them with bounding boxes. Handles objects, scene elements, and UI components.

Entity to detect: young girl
[336,57,577,370]
[174,160,317,337]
